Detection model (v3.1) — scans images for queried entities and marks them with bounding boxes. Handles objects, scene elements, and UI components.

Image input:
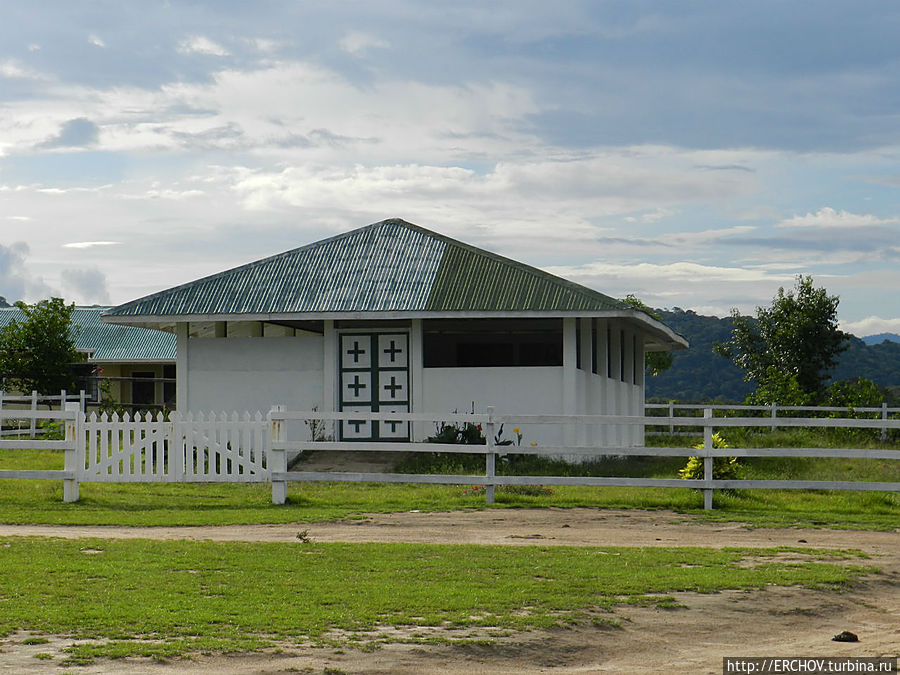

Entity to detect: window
[131,371,155,406]
[424,319,563,368]
[163,365,176,408]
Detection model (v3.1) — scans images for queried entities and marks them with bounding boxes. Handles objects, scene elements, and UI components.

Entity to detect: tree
[0,298,80,395]
[714,276,847,403]
[621,294,674,377]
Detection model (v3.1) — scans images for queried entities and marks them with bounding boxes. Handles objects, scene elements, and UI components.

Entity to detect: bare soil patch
[1,508,898,674]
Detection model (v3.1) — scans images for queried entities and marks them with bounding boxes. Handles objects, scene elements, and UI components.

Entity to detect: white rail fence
[0,389,88,438]
[2,405,899,510]
[646,401,900,438]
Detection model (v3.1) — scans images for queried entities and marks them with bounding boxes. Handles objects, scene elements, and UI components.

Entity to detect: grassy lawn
[0,428,897,530]
[0,537,874,663]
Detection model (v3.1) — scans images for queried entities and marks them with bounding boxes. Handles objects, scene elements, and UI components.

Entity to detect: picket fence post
[63,402,81,503]
[882,403,888,442]
[485,406,496,505]
[703,408,714,510]
[270,404,287,505]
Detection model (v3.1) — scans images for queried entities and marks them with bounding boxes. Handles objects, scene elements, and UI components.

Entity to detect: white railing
[269,407,900,509]
[0,403,81,501]
[646,401,899,437]
[0,389,88,438]
[2,405,899,510]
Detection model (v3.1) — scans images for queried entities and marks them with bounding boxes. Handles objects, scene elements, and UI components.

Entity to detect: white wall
[187,335,323,415]
[422,366,564,445]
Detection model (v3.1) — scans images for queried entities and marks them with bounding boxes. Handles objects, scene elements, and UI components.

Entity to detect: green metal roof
[106,219,628,317]
[0,307,175,362]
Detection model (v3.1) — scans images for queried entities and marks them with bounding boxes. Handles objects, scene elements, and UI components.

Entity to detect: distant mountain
[647,309,900,403]
[861,333,900,345]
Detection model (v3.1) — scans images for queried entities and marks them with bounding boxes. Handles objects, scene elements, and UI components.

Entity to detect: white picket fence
[1,404,899,510]
[81,410,269,483]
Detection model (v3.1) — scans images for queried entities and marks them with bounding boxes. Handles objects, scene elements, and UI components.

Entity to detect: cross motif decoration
[347,375,367,397]
[347,419,366,432]
[383,339,403,362]
[346,341,366,363]
[382,375,402,399]
[384,419,403,432]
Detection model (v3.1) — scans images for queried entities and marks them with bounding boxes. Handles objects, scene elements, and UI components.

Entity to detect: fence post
[270,404,287,505]
[669,400,674,434]
[63,402,81,503]
[485,406,496,505]
[79,389,86,412]
[30,390,38,438]
[882,402,888,442]
[770,402,777,432]
[703,408,714,510]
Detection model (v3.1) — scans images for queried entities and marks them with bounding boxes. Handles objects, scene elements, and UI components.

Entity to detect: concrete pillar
[562,318,577,447]
[175,322,189,412]
[322,320,336,441]
[409,319,424,441]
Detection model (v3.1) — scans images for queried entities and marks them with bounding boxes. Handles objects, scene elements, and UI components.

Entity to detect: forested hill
[646,309,900,402]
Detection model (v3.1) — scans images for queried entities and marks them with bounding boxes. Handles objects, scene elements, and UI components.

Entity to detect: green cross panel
[339,333,409,441]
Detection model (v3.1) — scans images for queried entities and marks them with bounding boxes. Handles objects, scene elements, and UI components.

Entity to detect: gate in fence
[79,411,270,487]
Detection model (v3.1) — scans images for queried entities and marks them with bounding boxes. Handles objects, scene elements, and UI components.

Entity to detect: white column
[409,319,424,441]
[322,320,336,441]
[634,334,645,447]
[609,323,621,447]
[578,318,592,445]
[596,320,609,447]
[562,318,577,447]
[175,322,189,412]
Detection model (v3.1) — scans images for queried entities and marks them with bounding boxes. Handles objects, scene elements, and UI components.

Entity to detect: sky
[1,1,899,337]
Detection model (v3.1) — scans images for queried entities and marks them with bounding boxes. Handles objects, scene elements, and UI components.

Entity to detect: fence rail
[269,407,900,509]
[1,405,898,510]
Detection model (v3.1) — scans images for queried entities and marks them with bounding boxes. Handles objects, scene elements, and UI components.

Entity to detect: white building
[104,219,687,446]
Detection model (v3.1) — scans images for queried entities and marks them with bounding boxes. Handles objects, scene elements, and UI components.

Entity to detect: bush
[678,433,740,481]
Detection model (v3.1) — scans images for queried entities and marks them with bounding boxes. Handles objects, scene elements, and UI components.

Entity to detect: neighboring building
[104,219,687,446]
[0,306,176,410]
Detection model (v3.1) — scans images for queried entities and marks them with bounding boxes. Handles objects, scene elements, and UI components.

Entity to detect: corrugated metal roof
[107,220,447,316]
[106,219,627,317]
[0,307,175,362]
[426,240,623,311]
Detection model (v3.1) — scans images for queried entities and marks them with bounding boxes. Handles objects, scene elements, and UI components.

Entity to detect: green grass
[1,429,898,530]
[0,537,874,661]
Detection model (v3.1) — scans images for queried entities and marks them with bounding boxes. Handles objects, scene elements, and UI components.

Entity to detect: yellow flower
[513,427,520,434]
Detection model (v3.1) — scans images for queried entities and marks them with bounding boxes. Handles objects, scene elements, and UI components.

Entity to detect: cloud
[0,59,43,79]
[60,267,110,304]
[776,207,900,229]
[0,242,55,303]
[840,316,900,338]
[63,241,121,249]
[178,36,230,57]
[88,34,105,48]
[38,118,100,149]
[339,31,389,55]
